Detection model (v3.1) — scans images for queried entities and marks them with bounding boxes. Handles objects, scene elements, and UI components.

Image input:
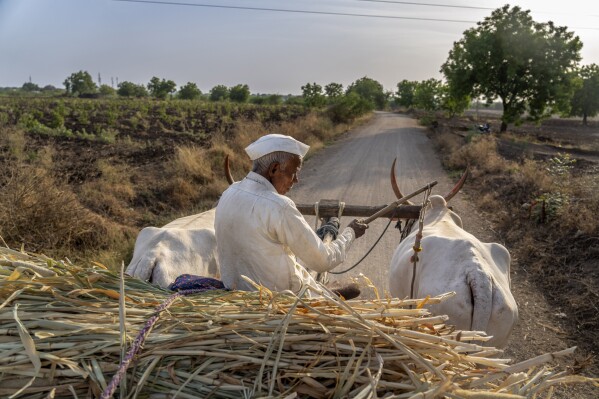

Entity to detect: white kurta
[215,172,356,294]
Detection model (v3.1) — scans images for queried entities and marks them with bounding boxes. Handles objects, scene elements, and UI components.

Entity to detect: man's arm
[275,203,367,273]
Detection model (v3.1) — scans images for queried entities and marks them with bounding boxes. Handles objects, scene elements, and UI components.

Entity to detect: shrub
[0,164,114,254]
[326,93,372,123]
[169,145,214,183]
[79,161,137,222]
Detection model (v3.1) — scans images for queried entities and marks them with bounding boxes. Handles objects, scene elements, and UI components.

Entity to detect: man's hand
[348,219,368,238]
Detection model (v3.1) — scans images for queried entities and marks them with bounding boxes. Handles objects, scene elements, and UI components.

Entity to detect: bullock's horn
[224,155,235,184]
[443,167,468,202]
[390,158,414,205]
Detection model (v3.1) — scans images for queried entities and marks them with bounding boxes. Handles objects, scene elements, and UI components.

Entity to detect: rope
[329,209,396,275]
[338,201,345,219]
[314,201,320,230]
[409,186,432,299]
[100,287,218,399]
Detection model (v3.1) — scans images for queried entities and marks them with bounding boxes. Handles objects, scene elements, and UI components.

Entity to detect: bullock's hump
[429,195,447,209]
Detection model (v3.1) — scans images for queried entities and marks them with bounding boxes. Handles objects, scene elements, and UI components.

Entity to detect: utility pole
[98,73,102,86]
[111,77,114,88]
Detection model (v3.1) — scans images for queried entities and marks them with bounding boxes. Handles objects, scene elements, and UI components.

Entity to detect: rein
[331,185,434,276]
[409,186,432,299]
[329,211,396,275]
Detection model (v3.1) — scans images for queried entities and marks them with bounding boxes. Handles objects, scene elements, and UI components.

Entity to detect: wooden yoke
[296,203,421,220]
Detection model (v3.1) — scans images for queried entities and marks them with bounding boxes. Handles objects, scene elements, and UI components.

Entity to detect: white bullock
[125,209,219,288]
[388,163,518,347]
[125,157,234,288]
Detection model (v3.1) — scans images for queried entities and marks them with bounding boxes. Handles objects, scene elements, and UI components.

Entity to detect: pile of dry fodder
[0,247,597,399]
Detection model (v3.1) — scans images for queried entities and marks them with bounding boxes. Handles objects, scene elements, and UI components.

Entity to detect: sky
[1,0,598,94]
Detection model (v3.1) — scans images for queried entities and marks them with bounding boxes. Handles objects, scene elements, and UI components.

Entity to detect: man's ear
[267,162,280,178]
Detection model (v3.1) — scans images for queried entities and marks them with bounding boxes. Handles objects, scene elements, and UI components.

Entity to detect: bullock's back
[163,208,216,229]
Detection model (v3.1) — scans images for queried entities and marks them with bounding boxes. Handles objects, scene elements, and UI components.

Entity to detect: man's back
[215,172,356,294]
[216,172,307,292]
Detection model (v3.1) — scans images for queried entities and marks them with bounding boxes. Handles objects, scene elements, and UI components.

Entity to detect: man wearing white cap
[215,134,368,298]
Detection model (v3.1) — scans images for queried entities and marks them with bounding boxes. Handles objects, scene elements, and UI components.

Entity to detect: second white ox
[125,157,235,288]
[125,209,219,288]
[388,164,518,348]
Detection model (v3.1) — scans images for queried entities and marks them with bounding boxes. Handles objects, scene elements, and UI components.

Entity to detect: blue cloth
[169,274,226,291]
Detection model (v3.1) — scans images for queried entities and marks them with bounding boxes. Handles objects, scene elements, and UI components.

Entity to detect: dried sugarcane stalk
[0,247,597,399]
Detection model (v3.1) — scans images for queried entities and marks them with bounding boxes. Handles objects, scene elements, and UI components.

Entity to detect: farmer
[215,134,368,299]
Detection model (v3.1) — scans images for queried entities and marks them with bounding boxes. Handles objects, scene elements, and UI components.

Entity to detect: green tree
[64,70,97,97]
[441,5,582,132]
[229,84,250,103]
[324,82,344,99]
[147,76,177,99]
[98,84,116,97]
[22,82,40,92]
[301,82,326,107]
[178,82,202,100]
[117,81,148,98]
[413,79,443,111]
[346,76,387,109]
[569,64,599,125]
[209,85,229,101]
[440,85,471,117]
[395,80,417,108]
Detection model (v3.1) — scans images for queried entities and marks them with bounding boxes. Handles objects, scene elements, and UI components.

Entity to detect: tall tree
[441,5,582,132]
[569,64,599,125]
[301,82,326,107]
[324,82,344,99]
[178,82,202,100]
[64,71,97,97]
[395,80,418,108]
[413,79,443,111]
[209,85,229,101]
[229,84,250,103]
[346,77,387,110]
[148,77,177,99]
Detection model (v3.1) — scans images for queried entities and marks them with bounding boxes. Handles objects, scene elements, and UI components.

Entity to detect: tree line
[5,5,599,129]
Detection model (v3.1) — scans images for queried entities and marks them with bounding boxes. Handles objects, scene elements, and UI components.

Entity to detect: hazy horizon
[1,0,598,94]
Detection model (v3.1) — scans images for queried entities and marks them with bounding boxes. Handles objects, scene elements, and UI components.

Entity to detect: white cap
[245,134,310,161]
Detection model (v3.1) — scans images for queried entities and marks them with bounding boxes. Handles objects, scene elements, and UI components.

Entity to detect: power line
[357,0,493,11]
[112,0,478,24]
[358,0,599,19]
[112,0,599,30]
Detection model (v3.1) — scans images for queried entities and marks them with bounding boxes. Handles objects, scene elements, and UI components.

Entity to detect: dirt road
[289,111,488,296]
